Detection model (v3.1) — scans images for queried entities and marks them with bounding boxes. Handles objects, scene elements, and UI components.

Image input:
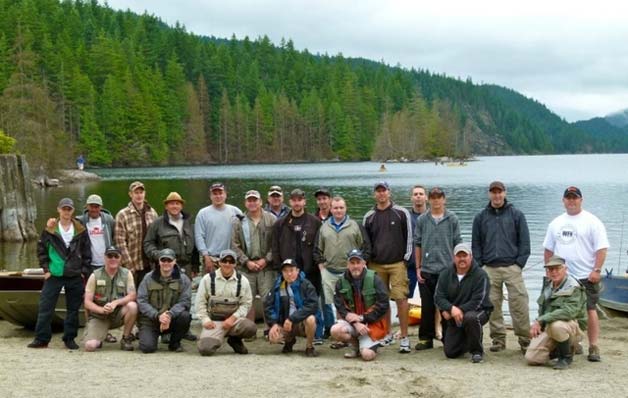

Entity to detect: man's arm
[232,277,253,319]
[458,272,490,314]
[359,223,372,262]
[289,280,319,324]
[434,272,453,313]
[136,276,159,320]
[194,210,209,257]
[543,248,554,264]
[471,213,483,265]
[142,221,160,262]
[169,275,192,317]
[515,210,531,267]
[114,212,132,268]
[195,276,211,324]
[83,274,102,313]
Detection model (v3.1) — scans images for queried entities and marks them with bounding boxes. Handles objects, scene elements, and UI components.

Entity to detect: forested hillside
[0,0,626,169]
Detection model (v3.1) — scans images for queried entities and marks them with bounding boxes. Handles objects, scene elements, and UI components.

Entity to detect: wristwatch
[593,268,601,273]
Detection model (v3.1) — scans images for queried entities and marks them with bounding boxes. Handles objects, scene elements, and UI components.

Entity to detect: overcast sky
[105,0,628,122]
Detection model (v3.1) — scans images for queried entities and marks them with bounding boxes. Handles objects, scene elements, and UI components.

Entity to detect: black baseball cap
[563,186,582,198]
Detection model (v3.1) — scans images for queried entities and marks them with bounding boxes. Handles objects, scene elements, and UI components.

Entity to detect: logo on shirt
[557,224,577,245]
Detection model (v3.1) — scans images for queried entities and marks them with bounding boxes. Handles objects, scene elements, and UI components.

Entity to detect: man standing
[115,181,158,287]
[83,246,137,352]
[264,185,290,219]
[315,196,370,335]
[264,259,320,357]
[272,189,323,342]
[144,192,199,276]
[472,181,531,353]
[407,185,428,298]
[195,182,243,273]
[543,186,608,362]
[136,249,192,353]
[363,181,413,353]
[525,255,586,370]
[434,243,493,363]
[77,194,115,272]
[231,190,277,329]
[28,198,91,350]
[196,250,257,356]
[414,187,462,351]
[314,187,332,221]
[331,249,389,361]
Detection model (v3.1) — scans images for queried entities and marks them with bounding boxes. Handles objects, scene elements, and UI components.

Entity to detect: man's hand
[159,312,171,331]
[255,259,267,270]
[530,320,542,338]
[345,313,361,323]
[269,324,283,342]
[46,218,56,229]
[247,260,259,272]
[318,263,325,272]
[204,256,215,273]
[441,311,452,320]
[416,268,425,284]
[354,322,369,336]
[283,318,293,333]
[222,315,236,330]
[451,306,463,326]
[43,272,51,280]
[202,320,216,330]
[588,270,601,284]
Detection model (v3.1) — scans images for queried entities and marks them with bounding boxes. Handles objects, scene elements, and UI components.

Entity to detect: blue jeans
[34,275,84,343]
[407,264,418,298]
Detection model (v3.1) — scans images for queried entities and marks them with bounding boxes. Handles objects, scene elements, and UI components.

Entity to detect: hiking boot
[227,336,248,355]
[161,333,171,344]
[489,342,505,352]
[471,353,484,363]
[587,345,601,362]
[64,339,79,350]
[399,337,411,353]
[282,338,295,353]
[105,333,117,343]
[305,347,319,357]
[27,340,48,349]
[553,340,573,370]
[120,335,134,351]
[168,344,184,353]
[519,342,529,355]
[575,342,583,355]
[415,339,433,351]
[183,331,198,341]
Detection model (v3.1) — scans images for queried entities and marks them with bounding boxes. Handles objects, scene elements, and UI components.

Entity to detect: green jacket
[537,274,587,331]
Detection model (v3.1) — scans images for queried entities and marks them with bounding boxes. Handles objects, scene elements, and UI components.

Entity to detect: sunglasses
[106,253,120,259]
[159,258,174,263]
[220,259,236,264]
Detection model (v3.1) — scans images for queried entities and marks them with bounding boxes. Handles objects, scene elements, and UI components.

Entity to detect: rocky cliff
[0,155,37,241]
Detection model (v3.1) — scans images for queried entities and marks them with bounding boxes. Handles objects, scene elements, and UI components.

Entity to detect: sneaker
[168,344,184,353]
[471,353,484,363]
[380,333,395,346]
[305,347,319,357]
[64,339,79,350]
[183,331,198,342]
[120,335,134,351]
[282,338,295,353]
[27,340,48,349]
[489,342,505,352]
[313,338,324,346]
[399,337,411,353]
[587,345,601,362]
[227,336,248,355]
[415,339,433,351]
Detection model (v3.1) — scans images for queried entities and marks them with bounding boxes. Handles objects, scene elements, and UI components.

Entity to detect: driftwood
[0,155,38,242]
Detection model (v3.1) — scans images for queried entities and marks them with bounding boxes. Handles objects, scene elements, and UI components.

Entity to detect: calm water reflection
[4,154,628,317]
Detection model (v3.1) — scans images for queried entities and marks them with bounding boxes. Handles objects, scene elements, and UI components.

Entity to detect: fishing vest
[91,267,129,319]
[147,276,183,314]
[338,270,377,313]
[206,271,242,321]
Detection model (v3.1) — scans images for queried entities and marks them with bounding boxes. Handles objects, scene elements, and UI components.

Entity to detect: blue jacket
[264,271,318,326]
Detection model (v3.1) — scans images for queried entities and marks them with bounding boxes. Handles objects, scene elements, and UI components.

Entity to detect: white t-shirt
[87,217,106,266]
[59,223,75,248]
[543,210,609,279]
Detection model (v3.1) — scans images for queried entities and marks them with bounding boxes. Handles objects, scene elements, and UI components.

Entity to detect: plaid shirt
[115,201,158,271]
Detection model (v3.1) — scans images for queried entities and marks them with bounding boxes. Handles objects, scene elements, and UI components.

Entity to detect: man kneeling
[526,255,586,370]
[264,259,319,357]
[196,250,256,355]
[331,249,389,361]
[84,246,137,351]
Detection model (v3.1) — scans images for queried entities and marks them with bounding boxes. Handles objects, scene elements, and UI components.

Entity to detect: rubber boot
[553,340,573,370]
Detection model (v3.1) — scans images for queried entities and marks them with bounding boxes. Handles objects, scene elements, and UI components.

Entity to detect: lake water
[3,154,628,317]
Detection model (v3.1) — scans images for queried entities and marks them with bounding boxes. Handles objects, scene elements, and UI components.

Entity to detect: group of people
[27,179,608,368]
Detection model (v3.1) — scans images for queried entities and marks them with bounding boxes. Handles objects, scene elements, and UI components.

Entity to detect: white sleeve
[592,217,610,251]
[542,222,555,251]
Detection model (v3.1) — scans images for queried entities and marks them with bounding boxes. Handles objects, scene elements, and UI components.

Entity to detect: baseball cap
[219,249,237,262]
[290,188,305,199]
[158,248,176,261]
[489,181,506,191]
[129,181,145,192]
[85,194,103,207]
[373,181,390,191]
[104,246,121,255]
[347,249,365,261]
[563,186,582,198]
[58,198,74,209]
[314,187,331,197]
[245,190,261,199]
[453,243,472,255]
[545,255,566,268]
[428,187,445,198]
[210,182,225,191]
[281,259,299,269]
[268,185,283,196]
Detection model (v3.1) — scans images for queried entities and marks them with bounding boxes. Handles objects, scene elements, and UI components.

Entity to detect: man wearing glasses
[83,246,138,351]
[137,248,192,353]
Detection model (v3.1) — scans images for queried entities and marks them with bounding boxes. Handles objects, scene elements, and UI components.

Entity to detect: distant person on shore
[434,243,492,363]
[264,259,320,357]
[330,249,389,361]
[196,250,256,356]
[76,154,85,170]
[136,249,191,353]
[543,186,609,362]
[272,188,324,343]
[363,181,413,353]
[231,190,277,336]
[525,255,586,370]
[264,185,290,219]
[27,198,91,350]
[407,185,428,300]
[472,181,531,354]
[83,246,137,352]
[414,187,462,351]
[195,182,243,274]
[314,196,371,344]
[115,181,158,288]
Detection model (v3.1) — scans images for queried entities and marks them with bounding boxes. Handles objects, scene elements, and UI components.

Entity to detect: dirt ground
[1,314,627,398]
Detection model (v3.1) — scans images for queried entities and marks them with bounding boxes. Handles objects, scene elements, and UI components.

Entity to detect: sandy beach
[1,313,627,398]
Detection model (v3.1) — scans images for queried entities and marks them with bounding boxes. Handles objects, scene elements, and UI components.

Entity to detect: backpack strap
[210,271,216,296]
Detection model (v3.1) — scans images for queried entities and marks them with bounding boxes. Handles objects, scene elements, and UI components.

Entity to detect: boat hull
[600,274,628,313]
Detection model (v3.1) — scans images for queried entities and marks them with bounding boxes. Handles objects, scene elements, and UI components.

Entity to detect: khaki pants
[485,265,530,346]
[525,320,582,365]
[197,318,257,355]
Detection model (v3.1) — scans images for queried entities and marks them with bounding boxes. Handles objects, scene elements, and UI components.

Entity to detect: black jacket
[263,272,319,326]
[37,219,92,278]
[471,200,530,268]
[271,212,321,273]
[143,210,199,271]
[434,262,493,314]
